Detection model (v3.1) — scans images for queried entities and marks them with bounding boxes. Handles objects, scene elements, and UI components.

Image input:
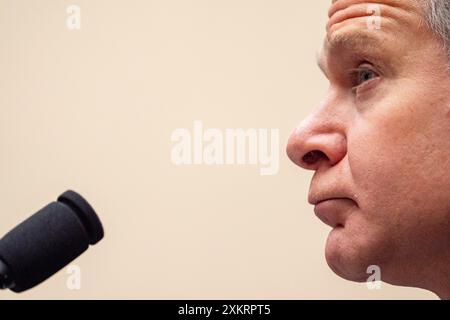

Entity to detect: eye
[350,64,380,94]
[357,69,377,85]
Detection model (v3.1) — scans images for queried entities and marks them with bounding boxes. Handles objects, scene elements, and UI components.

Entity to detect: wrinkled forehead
[321,0,425,58]
[328,0,422,15]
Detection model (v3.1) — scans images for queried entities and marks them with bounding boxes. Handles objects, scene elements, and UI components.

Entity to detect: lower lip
[314,198,350,228]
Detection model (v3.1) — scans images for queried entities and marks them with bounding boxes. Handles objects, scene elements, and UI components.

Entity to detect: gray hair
[424,0,450,56]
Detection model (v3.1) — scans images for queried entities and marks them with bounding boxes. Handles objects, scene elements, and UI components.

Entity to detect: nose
[286,113,347,171]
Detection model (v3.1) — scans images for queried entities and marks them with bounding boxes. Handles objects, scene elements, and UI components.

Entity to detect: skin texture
[287,0,450,299]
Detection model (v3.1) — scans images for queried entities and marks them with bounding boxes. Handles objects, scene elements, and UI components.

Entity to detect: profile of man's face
[287,0,450,297]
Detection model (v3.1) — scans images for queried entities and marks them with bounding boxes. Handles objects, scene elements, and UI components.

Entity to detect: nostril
[302,150,327,165]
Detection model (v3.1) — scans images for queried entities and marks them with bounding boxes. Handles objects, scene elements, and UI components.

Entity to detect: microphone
[0,190,104,293]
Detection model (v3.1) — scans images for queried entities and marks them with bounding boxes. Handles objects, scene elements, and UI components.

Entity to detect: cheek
[347,104,437,215]
[345,102,450,251]
[348,84,450,208]
[346,129,411,218]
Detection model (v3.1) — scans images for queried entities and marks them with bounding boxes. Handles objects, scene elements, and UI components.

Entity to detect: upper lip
[310,197,349,205]
[308,190,354,206]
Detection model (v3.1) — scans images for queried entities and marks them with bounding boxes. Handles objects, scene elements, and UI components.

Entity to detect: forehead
[328,0,422,18]
[318,0,426,70]
[327,0,423,45]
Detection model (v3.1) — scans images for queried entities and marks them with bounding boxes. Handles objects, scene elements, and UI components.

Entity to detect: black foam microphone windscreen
[0,190,104,293]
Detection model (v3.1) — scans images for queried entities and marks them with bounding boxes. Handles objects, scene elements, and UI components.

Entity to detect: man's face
[287,0,450,286]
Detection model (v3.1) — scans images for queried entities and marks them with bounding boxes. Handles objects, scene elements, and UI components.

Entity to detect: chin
[324,225,391,283]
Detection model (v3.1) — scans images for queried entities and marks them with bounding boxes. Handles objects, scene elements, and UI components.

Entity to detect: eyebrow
[316,31,387,76]
[325,31,385,55]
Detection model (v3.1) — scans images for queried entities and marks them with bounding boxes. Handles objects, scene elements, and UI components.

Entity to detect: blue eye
[357,69,377,85]
[350,64,380,94]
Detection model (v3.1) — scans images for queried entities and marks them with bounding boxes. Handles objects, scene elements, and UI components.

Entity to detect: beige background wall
[0,0,435,299]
